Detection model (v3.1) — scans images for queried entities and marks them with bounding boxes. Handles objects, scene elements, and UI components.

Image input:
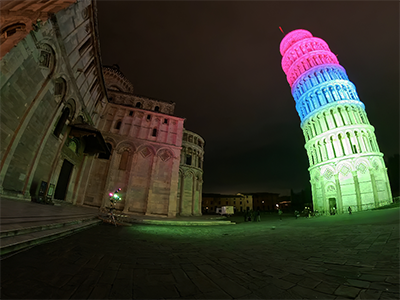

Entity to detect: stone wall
[0,0,108,202]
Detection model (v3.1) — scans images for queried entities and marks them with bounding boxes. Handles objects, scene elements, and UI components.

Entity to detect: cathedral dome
[103,64,134,94]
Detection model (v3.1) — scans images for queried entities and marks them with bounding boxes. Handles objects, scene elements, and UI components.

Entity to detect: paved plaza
[1,207,399,299]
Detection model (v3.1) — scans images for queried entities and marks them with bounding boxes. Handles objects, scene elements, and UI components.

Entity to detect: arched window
[135,102,142,108]
[115,121,122,130]
[154,106,160,112]
[54,78,66,97]
[1,23,26,38]
[99,143,112,159]
[67,138,78,153]
[338,134,345,156]
[330,136,336,158]
[53,107,70,137]
[76,116,84,124]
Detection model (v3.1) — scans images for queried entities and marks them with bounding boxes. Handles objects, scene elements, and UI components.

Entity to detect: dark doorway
[54,159,74,200]
[329,197,337,214]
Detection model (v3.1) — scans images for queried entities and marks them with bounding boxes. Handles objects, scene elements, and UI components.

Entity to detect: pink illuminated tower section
[280,29,392,214]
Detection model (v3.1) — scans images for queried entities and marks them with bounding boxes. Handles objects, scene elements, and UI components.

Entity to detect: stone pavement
[1,207,399,299]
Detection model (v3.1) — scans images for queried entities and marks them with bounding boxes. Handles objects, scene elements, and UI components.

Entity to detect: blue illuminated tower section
[280,29,392,214]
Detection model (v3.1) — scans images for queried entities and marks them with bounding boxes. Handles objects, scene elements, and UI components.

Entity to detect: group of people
[243,206,353,223]
[330,206,352,215]
[244,210,261,222]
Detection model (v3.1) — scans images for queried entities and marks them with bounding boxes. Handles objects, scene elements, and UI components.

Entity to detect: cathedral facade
[0,0,204,217]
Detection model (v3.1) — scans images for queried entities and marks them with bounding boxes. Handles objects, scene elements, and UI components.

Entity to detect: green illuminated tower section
[280,29,392,214]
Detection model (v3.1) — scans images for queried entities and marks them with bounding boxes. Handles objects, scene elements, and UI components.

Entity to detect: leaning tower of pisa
[280,29,392,214]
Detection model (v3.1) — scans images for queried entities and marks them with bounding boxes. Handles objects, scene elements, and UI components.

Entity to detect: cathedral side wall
[0,0,109,202]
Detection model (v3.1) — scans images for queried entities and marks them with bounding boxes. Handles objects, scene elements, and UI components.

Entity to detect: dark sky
[97,1,399,196]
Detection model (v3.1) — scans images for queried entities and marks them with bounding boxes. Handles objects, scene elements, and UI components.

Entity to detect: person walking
[348,206,352,215]
[278,208,283,220]
[256,210,261,222]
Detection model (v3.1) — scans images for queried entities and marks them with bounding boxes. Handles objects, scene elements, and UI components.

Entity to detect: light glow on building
[280,29,392,214]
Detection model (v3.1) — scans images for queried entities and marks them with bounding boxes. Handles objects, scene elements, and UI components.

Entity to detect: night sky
[97,1,399,196]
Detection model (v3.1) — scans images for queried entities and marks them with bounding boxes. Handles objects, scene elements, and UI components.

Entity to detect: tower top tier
[280,29,339,87]
[280,29,313,56]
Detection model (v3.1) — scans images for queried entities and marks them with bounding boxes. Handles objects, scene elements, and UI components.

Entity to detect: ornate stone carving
[158,149,172,162]
[140,147,151,158]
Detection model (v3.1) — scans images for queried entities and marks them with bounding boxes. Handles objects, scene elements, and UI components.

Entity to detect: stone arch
[74,115,86,124]
[53,76,68,102]
[321,165,335,181]
[340,84,349,99]
[337,131,346,157]
[360,130,370,152]
[184,170,195,179]
[336,162,353,177]
[371,158,381,171]
[1,22,27,39]
[67,137,80,154]
[98,141,112,160]
[64,99,76,121]
[336,106,345,125]
[156,147,175,162]
[109,84,122,92]
[136,144,155,158]
[53,99,75,137]
[37,42,56,74]
[115,140,136,154]
[355,158,370,175]
[104,137,117,149]
[325,183,336,194]
[186,147,194,154]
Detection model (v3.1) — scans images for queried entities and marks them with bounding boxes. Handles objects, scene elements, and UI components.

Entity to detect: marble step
[0,215,97,238]
[1,213,96,225]
[140,219,236,226]
[0,218,101,257]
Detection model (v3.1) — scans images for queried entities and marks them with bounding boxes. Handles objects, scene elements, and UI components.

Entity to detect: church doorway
[328,197,337,215]
[54,159,74,200]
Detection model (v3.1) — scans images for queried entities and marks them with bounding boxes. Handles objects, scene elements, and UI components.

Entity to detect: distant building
[202,193,253,213]
[278,195,291,212]
[248,193,280,212]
